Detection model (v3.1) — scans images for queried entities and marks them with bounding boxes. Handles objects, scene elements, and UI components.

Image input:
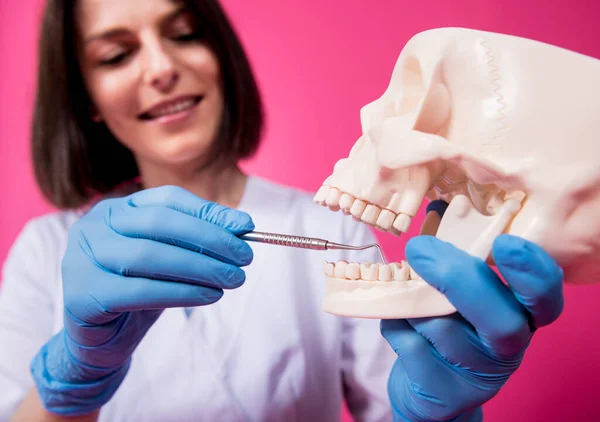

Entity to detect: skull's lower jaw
[323,261,456,319]
[323,278,455,319]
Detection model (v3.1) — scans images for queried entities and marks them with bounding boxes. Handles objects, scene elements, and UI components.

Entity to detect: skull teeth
[361,205,381,226]
[323,260,419,282]
[376,209,396,231]
[350,199,367,217]
[392,213,411,233]
[339,193,355,211]
[313,185,414,234]
[325,187,342,208]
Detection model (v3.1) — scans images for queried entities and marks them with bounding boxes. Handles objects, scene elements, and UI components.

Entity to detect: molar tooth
[345,262,360,280]
[361,205,381,226]
[334,261,348,279]
[375,209,396,231]
[322,261,334,277]
[313,185,330,204]
[378,264,392,281]
[339,193,355,212]
[350,199,367,218]
[391,262,409,281]
[360,263,379,281]
[392,213,412,233]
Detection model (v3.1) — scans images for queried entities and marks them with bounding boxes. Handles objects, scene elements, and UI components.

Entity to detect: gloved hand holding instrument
[381,201,565,421]
[31,186,255,416]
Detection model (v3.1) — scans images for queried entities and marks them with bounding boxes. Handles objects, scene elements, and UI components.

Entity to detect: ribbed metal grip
[240,232,328,250]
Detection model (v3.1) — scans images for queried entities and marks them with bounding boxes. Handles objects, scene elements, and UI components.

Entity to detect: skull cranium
[314,27,600,319]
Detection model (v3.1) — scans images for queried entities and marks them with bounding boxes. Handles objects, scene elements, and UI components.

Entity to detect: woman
[0,0,565,421]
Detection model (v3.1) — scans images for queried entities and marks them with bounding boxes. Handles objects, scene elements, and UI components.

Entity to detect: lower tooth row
[313,185,412,233]
[322,260,419,282]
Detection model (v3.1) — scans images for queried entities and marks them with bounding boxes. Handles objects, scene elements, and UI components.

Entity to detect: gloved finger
[405,236,531,355]
[78,230,247,289]
[78,272,224,316]
[381,319,451,384]
[108,204,253,267]
[381,319,466,418]
[64,308,165,368]
[407,315,514,374]
[492,234,564,328]
[406,314,480,367]
[127,185,254,234]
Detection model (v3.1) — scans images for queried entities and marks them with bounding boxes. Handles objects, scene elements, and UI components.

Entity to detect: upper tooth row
[313,185,412,233]
[323,260,420,281]
[150,100,195,117]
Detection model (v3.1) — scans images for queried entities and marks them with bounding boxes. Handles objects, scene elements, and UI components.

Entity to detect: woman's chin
[147,140,213,166]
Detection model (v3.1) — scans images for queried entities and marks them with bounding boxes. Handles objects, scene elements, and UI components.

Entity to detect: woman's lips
[139,95,203,123]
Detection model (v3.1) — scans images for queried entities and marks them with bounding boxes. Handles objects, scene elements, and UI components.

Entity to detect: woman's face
[76,0,223,168]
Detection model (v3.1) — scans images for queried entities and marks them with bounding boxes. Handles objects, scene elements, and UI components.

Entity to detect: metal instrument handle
[239,232,328,250]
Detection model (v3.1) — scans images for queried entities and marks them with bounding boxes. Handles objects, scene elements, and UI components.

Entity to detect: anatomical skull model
[314,27,600,319]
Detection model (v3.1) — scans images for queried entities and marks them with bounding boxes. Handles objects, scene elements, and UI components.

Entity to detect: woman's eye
[99,52,129,66]
[172,32,200,42]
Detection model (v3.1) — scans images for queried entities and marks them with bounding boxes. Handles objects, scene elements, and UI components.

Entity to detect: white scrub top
[0,175,397,422]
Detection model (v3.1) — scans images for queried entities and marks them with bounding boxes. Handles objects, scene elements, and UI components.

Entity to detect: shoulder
[1,210,82,304]
[4,211,81,272]
[18,210,81,247]
[15,181,141,249]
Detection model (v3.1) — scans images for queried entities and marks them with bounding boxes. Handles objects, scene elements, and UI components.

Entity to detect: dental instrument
[240,231,387,264]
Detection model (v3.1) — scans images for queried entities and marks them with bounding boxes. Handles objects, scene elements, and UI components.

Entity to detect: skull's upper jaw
[313,128,524,235]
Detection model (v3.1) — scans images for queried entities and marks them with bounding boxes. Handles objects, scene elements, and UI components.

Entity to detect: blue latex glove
[30,186,254,416]
[381,201,564,421]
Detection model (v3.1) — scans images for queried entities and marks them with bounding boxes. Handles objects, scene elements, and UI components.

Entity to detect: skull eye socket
[388,57,452,136]
[394,56,426,115]
[413,81,452,135]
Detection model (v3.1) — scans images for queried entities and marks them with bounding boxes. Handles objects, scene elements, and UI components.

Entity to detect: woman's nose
[143,45,179,92]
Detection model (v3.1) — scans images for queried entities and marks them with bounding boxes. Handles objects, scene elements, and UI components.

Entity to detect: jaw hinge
[434,192,525,261]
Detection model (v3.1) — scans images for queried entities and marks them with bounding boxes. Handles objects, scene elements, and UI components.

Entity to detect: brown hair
[32,0,264,209]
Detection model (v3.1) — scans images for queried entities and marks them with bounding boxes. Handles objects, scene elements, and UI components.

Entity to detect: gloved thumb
[492,234,564,329]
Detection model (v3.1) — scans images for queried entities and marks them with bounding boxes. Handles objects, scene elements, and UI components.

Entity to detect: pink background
[2,0,600,420]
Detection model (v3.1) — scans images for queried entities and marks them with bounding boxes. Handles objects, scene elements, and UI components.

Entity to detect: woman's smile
[138,94,204,125]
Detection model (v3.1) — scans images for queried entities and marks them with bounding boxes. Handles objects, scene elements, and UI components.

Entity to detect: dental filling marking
[240,231,387,264]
